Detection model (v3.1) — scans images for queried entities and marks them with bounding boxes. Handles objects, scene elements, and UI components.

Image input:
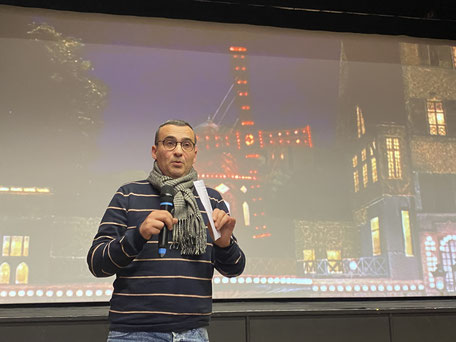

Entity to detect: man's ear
[151,145,157,159]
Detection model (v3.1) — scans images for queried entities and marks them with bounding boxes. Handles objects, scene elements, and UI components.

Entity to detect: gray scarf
[147,162,206,255]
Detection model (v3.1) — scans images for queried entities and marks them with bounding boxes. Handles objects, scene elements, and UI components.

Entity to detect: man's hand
[139,210,178,240]
[211,208,236,248]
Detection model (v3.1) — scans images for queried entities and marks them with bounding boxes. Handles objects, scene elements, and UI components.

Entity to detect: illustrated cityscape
[1,23,456,302]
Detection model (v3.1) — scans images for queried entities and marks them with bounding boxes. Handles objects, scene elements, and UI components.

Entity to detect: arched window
[0,262,10,284]
[440,238,456,292]
[15,262,28,284]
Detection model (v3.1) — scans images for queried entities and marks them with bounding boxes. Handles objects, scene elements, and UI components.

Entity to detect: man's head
[152,120,197,179]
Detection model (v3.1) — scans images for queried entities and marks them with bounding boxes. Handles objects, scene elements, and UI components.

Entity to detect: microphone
[158,185,175,257]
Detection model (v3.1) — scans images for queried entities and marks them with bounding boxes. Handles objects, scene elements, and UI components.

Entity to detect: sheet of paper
[194,180,221,240]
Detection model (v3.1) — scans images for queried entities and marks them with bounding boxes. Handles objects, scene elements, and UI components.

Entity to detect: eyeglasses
[157,138,196,152]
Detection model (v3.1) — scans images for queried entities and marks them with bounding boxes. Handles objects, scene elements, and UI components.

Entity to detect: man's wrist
[215,237,234,249]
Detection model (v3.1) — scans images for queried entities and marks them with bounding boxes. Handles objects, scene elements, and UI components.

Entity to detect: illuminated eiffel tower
[195,46,313,244]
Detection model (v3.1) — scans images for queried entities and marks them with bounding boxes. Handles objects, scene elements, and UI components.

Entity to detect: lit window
[371,217,381,256]
[361,148,366,161]
[386,138,402,179]
[23,236,30,256]
[11,236,23,257]
[2,236,11,256]
[356,105,366,138]
[0,262,10,284]
[352,155,358,168]
[16,262,29,284]
[242,201,250,226]
[362,164,368,187]
[401,210,414,257]
[215,183,230,194]
[353,170,360,193]
[427,100,446,136]
[303,249,315,274]
[303,249,315,261]
[326,250,342,273]
[371,157,378,183]
[440,239,456,284]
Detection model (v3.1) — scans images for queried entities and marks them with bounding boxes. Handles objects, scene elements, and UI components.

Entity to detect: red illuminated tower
[230,46,254,127]
[195,46,313,245]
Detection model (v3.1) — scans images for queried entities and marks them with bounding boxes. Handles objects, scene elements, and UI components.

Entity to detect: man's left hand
[211,208,236,248]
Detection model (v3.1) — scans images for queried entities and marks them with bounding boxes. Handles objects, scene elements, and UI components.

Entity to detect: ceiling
[1,0,456,40]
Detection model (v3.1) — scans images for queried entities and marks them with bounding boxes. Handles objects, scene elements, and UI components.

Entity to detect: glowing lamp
[244,134,254,146]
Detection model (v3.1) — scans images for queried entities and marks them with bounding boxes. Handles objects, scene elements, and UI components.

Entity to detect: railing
[299,257,388,278]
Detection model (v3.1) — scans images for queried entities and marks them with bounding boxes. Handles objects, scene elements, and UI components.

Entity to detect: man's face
[152,124,197,179]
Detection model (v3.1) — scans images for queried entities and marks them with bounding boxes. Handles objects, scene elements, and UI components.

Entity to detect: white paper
[224,200,231,215]
[194,180,221,240]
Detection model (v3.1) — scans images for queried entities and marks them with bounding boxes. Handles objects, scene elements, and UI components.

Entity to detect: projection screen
[1,4,456,303]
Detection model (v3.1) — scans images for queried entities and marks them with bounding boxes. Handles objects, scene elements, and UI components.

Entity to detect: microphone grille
[160,185,175,200]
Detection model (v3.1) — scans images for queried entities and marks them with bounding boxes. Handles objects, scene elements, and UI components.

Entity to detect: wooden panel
[208,317,246,342]
[249,315,390,342]
[391,313,456,342]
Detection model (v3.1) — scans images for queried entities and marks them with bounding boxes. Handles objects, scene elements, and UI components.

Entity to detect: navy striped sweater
[87,180,245,332]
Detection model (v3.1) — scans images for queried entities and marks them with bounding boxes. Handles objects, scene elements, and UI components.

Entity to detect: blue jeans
[107,327,209,342]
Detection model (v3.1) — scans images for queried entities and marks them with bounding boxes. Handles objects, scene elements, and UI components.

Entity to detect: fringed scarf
[147,162,206,255]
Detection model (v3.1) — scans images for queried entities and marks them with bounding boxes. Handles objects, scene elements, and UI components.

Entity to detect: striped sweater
[87,180,245,332]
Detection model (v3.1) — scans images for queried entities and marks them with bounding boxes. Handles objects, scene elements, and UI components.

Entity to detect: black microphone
[158,185,175,257]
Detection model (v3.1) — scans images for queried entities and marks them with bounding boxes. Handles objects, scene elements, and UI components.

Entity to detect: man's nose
[173,143,184,154]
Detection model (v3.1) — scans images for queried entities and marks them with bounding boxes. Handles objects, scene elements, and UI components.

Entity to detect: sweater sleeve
[87,187,148,277]
[213,237,246,278]
[210,190,246,278]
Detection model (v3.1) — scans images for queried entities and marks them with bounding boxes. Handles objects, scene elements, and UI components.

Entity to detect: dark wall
[1,0,456,40]
[1,301,456,342]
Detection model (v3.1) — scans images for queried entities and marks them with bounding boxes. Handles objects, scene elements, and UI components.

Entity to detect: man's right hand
[139,210,177,240]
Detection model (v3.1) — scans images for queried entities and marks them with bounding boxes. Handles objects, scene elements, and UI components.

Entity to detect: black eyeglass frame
[157,138,196,152]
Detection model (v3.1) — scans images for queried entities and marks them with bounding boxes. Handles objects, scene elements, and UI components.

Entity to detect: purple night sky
[85,33,340,173]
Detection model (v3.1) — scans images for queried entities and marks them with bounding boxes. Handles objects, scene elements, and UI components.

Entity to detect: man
[87,120,245,341]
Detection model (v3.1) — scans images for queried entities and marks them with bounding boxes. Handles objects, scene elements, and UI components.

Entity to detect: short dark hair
[154,119,197,145]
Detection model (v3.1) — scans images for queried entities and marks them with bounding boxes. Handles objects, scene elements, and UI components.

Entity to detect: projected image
[1,6,456,303]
